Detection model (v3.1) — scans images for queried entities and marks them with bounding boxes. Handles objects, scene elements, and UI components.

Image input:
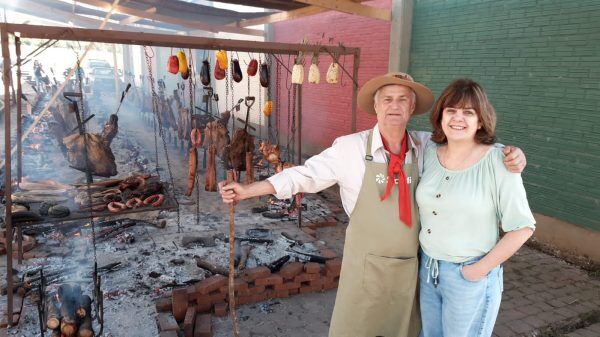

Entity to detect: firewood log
[78,315,93,337]
[76,295,92,318]
[61,320,77,337]
[46,297,61,330]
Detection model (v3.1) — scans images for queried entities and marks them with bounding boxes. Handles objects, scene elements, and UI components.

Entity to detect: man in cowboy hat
[219,72,526,337]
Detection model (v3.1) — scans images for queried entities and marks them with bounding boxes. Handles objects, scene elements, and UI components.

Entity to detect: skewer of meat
[205,144,217,192]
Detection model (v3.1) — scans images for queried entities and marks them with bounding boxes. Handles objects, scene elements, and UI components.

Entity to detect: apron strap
[365,130,374,161]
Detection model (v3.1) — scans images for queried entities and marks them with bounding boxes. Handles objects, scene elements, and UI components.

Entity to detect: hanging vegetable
[259,62,269,88]
[291,52,304,84]
[247,59,258,76]
[263,100,273,117]
[216,50,228,70]
[214,62,225,80]
[167,55,179,75]
[200,59,211,86]
[177,50,188,74]
[181,66,190,80]
[327,49,341,84]
[326,62,340,84]
[308,52,320,84]
[231,59,243,83]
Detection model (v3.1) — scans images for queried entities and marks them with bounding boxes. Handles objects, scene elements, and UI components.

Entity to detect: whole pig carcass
[63,133,118,177]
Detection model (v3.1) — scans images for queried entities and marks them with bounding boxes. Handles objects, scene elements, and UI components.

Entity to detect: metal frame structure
[1,23,360,325]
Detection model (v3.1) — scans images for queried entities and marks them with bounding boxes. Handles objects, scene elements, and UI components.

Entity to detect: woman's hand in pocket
[461,263,488,282]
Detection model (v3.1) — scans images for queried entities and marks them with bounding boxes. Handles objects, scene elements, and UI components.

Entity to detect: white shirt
[267,124,432,216]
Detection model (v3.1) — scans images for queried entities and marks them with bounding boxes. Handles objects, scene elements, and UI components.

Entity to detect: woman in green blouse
[416,79,536,337]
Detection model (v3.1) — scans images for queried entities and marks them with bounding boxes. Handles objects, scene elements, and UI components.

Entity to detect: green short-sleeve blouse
[416,144,536,263]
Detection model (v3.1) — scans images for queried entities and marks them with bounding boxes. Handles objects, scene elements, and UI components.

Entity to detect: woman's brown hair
[430,79,497,144]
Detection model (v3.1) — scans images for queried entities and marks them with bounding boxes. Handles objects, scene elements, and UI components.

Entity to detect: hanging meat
[101,114,118,147]
[205,144,217,192]
[259,140,280,166]
[177,107,191,140]
[263,101,273,117]
[186,147,198,196]
[203,115,231,158]
[231,59,243,83]
[214,62,225,80]
[63,133,118,177]
[229,128,255,171]
[259,62,269,88]
[247,59,258,76]
[200,59,211,86]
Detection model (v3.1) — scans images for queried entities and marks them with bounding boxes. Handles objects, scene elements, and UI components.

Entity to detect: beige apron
[328,130,421,337]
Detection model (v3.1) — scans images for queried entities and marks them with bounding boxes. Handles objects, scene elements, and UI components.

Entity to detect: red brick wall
[271,0,391,154]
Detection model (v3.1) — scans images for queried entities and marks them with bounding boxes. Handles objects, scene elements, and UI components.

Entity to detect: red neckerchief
[380,131,412,227]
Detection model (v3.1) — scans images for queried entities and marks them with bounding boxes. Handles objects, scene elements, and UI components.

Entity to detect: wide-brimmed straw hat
[358,72,434,115]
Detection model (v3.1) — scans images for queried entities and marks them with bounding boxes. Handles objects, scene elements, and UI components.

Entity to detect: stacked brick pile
[155,258,342,337]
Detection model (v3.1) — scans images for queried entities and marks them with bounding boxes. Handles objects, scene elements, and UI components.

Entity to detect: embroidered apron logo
[375,173,387,184]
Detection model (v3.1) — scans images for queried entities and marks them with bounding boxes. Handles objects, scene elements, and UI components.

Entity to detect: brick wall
[407,0,600,230]
[271,0,391,154]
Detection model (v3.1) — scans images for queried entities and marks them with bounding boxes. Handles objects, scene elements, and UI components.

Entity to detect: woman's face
[440,106,482,143]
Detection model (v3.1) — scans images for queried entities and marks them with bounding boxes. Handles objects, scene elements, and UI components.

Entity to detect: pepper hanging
[214,62,225,80]
[177,50,188,74]
[167,55,179,75]
[247,59,258,76]
[216,50,228,70]
[231,59,243,83]
[259,62,269,88]
[200,59,211,86]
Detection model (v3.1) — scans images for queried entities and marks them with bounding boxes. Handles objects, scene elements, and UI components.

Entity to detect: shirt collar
[373,123,419,155]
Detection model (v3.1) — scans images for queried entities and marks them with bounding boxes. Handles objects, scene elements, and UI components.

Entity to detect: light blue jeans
[419,250,503,337]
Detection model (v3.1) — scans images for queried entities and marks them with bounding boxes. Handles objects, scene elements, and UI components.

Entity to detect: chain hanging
[188,49,201,226]
[74,52,99,274]
[144,46,182,233]
[275,58,281,145]
[257,54,262,140]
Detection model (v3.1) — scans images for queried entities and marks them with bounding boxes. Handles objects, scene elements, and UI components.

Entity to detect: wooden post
[15,36,23,264]
[2,24,14,326]
[296,84,302,229]
[388,0,413,72]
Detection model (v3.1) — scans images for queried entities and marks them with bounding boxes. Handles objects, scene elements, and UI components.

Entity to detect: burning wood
[46,284,94,337]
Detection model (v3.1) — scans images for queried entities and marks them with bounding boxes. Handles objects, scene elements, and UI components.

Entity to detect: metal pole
[15,37,22,184]
[296,84,302,229]
[15,36,23,264]
[113,44,120,101]
[351,49,360,133]
[2,24,14,326]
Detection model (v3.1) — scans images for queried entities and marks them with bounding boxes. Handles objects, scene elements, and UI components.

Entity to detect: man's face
[374,85,416,129]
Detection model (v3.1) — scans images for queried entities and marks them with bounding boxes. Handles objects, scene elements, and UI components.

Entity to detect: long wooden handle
[226,170,241,337]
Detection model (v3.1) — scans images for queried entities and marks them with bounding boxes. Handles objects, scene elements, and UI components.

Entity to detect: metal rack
[1,23,361,325]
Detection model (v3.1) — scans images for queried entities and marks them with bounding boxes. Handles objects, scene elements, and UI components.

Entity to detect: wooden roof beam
[235,0,374,28]
[119,7,157,25]
[294,0,391,21]
[3,24,359,55]
[75,0,264,36]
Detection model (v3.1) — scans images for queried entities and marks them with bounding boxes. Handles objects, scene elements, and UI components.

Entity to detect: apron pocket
[362,253,417,299]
